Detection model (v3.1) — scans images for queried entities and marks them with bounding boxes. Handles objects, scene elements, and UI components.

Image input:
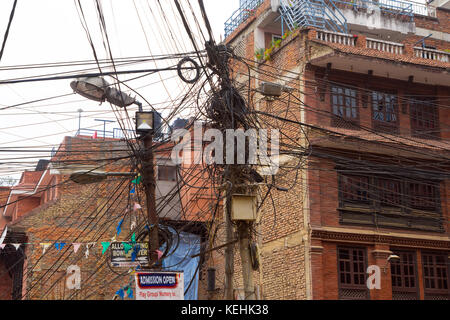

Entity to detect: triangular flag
[156,250,163,260]
[101,242,111,255]
[126,287,133,299]
[130,186,135,194]
[85,244,91,259]
[122,242,132,254]
[131,233,136,244]
[133,203,142,211]
[55,243,66,251]
[13,244,21,250]
[131,176,141,185]
[115,289,124,299]
[130,219,137,231]
[40,243,51,254]
[0,244,5,250]
[116,219,124,236]
[72,243,81,253]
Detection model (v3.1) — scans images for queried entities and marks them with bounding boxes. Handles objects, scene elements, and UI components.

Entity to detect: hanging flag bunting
[40,243,51,254]
[131,233,136,244]
[55,243,66,251]
[13,244,21,250]
[130,219,137,231]
[156,250,163,260]
[131,175,141,185]
[73,243,81,253]
[115,289,125,300]
[126,287,133,299]
[122,242,133,254]
[133,203,142,211]
[101,242,111,255]
[130,186,135,194]
[0,244,6,250]
[116,219,124,236]
[85,244,91,259]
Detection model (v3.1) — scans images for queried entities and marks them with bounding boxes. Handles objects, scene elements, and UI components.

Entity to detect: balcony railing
[414,47,450,62]
[316,30,356,46]
[224,0,263,38]
[366,37,404,54]
[76,128,136,139]
[315,29,450,64]
[332,0,414,21]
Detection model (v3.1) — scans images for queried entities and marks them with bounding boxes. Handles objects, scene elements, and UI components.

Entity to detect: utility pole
[142,132,159,266]
[224,191,234,299]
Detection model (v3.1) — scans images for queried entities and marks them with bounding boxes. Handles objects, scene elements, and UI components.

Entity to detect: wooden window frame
[330,84,360,128]
[409,97,440,140]
[390,249,419,300]
[422,252,450,300]
[371,90,399,134]
[337,246,369,300]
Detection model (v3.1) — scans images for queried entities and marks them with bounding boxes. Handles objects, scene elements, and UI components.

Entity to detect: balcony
[224,0,437,40]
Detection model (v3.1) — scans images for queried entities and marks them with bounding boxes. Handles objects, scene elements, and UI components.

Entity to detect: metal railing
[316,29,356,45]
[332,0,414,21]
[366,37,404,54]
[224,0,263,38]
[414,47,450,62]
[76,128,136,139]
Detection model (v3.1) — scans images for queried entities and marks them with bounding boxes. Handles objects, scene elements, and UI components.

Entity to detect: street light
[70,77,110,102]
[70,76,159,268]
[69,170,135,185]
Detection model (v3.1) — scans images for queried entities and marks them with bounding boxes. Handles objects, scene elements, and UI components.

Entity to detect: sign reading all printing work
[110,242,149,267]
[135,272,184,300]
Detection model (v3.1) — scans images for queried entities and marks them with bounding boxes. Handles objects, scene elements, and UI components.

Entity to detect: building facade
[224,0,450,300]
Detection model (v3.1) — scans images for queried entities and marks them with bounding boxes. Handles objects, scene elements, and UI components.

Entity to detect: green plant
[255,48,264,60]
[444,49,450,53]
[274,39,282,48]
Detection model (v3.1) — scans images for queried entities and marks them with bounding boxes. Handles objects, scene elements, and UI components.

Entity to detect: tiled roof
[311,39,450,70]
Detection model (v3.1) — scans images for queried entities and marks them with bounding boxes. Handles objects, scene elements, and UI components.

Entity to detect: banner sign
[110,242,149,267]
[135,272,184,300]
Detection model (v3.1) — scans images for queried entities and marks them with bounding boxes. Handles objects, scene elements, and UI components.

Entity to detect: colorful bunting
[130,186,135,194]
[73,243,81,253]
[101,242,111,255]
[131,175,141,185]
[13,244,21,250]
[122,242,133,254]
[40,243,51,254]
[116,219,124,236]
[131,233,136,244]
[0,244,5,250]
[115,289,125,299]
[156,249,163,260]
[55,242,66,251]
[133,203,142,211]
[126,287,133,299]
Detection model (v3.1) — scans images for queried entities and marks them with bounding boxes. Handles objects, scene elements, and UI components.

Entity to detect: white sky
[0,0,239,179]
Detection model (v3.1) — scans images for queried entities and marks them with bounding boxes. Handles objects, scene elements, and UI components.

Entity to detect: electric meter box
[231,194,257,221]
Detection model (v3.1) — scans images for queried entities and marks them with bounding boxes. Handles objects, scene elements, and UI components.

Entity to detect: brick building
[223,0,450,299]
[0,133,214,300]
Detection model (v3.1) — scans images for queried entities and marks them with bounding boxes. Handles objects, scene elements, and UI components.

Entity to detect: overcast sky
[0,0,239,179]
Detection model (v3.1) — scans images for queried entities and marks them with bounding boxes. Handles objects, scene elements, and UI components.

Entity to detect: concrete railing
[414,47,450,62]
[316,30,356,46]
[366,38,404,54]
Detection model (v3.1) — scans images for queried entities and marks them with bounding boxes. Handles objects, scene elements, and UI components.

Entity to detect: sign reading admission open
[135,272,184,300]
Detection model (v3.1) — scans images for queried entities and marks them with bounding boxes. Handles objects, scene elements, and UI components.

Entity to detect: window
[409,182,439,211]
[391,250,419,300]
[378,178,401,207]
[422,253,450,300]
[410,98,439,139]
[372,91,398,133]
[338,173,442,231]
[158,165,176,182]
[340,175,369,202]
[331,85,358,127]
[338,247,369,300]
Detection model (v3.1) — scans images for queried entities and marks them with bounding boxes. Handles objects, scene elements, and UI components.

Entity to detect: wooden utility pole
[142,133,159,266]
